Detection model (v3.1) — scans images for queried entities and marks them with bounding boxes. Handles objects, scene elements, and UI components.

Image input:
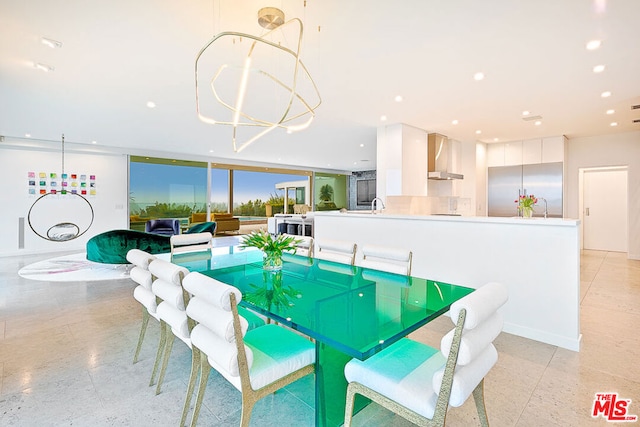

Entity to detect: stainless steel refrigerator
[488,162,563,218]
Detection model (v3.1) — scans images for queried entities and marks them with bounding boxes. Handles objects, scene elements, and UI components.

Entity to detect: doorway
[580,167,628,252]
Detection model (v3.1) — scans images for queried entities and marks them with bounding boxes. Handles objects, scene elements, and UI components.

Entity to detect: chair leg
[473,378,489,427]
[150,321,167,386]
[133,309,150,364]
[239,395,255,427]
[180,347,201,427]
[343,383,357,427]
[189,355,211,427]
[155,333,176,395]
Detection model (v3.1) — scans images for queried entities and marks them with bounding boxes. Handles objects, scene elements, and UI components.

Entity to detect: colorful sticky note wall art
[28,170,97,196]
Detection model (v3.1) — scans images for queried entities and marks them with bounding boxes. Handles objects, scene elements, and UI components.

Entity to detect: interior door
[583,169,628,252]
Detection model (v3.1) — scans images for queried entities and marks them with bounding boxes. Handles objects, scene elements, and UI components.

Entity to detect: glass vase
[262,251,283,271]
[522,207,534,218]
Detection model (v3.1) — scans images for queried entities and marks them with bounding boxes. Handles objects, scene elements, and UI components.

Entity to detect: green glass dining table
[170,247,474,427]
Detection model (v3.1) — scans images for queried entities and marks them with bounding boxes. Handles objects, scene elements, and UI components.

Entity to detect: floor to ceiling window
[129,156,207,230]
[130,156,323,230]
[231,168,310,217]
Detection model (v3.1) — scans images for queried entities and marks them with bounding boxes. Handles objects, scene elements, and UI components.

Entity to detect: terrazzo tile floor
[1,247,638,426]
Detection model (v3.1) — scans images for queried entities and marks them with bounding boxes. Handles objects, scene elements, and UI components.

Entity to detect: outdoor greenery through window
[314,172,347,210]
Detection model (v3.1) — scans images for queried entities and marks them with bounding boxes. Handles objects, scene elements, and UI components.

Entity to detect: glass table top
[173,248,474,360]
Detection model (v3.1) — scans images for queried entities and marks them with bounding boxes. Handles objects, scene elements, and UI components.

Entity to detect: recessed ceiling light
[601,91,611,98]
[586,40,601,50]
[25,133,31,138]
[380,115,387,121]
[146,101,156,108]
[91,140,97,144]
[209,149,214,153]
[473,72,484,81]
[593,64,605,73]
[493,138,499,142]
[535,121,542,126]
[610,122,618,127]
[475,130,482,135]
[359,143,364,147]
[34,62,54,72]
[606,109,615,115]
[451,119,459,125]
[522,111,530,116]
[394,95,403,102]
[353,161,357,165]
[41,37,62,49]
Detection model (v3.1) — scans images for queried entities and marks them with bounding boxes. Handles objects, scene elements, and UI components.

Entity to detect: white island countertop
[314,211,579,226]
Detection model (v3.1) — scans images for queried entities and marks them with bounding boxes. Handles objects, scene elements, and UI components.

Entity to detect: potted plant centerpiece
[515,194,537,218]
[240,230,300,271]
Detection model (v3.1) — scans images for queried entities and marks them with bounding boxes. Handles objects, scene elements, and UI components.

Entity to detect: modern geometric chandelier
[195,7,321,153]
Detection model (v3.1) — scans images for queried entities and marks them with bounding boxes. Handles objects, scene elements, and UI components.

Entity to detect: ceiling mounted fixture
[195,6,321,153]
[586,40,601,50]
[522,114,542,122]
[257,7,285,30]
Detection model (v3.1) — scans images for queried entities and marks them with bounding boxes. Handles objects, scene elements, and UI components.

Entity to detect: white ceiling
[1,0,639,172]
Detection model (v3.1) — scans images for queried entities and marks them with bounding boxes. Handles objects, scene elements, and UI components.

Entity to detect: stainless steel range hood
[428,133,464,180]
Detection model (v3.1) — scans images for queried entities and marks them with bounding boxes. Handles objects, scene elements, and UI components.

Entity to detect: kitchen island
[313,211,581,351]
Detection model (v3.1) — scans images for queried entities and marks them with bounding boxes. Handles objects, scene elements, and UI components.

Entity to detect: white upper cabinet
[542,136,565,163]
[487,143,505,167]
[522,139,542,164]
[504,141,523,166]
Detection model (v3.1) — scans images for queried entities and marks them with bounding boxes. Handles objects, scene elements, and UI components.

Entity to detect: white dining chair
[126,249,157,364]
[170,232,213,256]
[148,258,191,395]
[282,233,314,258]
[180,271,315,427]
[359,244,413,276]
[315,239,357,265]
[343,282,508,427]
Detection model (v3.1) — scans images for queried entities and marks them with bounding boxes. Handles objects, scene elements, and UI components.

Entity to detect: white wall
[0,145,128,256]
[565,131,640,259]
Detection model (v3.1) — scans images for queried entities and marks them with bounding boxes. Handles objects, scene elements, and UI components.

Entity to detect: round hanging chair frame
[27,192,95,242]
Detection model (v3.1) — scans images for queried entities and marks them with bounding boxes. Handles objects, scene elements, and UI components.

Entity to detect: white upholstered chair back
[183,272,250,390]
[434,282,507,411]
[147,258,191,394]
[180,271,315,427]
[359,244,413,276]
[170,232,212,256]
[126,249,157,364]
[315,239,357,265]
[283,233,314,258]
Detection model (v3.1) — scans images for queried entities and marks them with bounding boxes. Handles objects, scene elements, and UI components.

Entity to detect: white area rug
[18,252,131,282]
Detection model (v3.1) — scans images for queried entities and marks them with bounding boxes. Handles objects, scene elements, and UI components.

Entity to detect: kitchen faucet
[538,197,548,219]
[371,197,385,214]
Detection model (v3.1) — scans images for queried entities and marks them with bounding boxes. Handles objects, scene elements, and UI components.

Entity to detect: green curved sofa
[86,229,171,264]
